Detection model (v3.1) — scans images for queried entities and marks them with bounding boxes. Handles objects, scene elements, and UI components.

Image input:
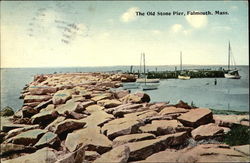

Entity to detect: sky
[1,1,248,68]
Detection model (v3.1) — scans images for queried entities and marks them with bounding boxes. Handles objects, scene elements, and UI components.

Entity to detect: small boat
[225,70,241,79]
[141,84,159,90]
[136,78,160,83]
[178,75,191,80]
[224,41,241,79]
[140,53,159,90]
[178,51,191,80]
[123,83,140,89]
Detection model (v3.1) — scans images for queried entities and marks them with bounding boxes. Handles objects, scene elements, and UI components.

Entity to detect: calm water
[1,65,249,112]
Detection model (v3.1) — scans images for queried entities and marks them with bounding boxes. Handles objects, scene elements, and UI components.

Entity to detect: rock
[23,102,42,107]
[191,123,224,140]
[124,110,158,123]
[0,132,6,143]
[113,133,156,147]
[34,99,53,111]
[174,100,192,109]
[5,124,40,139]
[120,74,136,82]
[28,86,57,95]
[34,74,47,83]
[159,107,188,116]
[140,149,179,163]
[2,147,57,163]
[65,127,112,154]
[139,120,191,136]
[39,104,55,112]
[31,110,58,124]
[114,90,130,99]
[106,103,143,117]
[1,106,14,117]
[55,101,82,115]
[85,105,104,113]
[81,110,114,127]
[79,100,95,110]
[34,132,60,148]
[233,144,250,156]
[52,89,73,105]
[149,102,168,112]
[213,114,249,127]
[127,131,188,161]
[56,145,85,163]
[101,117,144,140]
[7,129,47,146]
[69,111,87,119]
[13,109,22,118]
[24,95,52,103]
[45,116,66,132]
[53,119,86,135]
[85,151,100,161]
[1,117,34,132]
[97,99,122,108]
[177,108,213,127]
[93,145,130,163]
[121,92,150,103]
[91,93,112,102]
[22,107,38,118]
[0,143,36,157]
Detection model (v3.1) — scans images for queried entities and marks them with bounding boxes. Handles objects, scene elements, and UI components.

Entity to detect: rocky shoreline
[1,72,249,162]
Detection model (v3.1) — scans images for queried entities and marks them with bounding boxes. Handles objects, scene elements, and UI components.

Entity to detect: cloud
[121,7,140,22]
[171,24,183,33]
[185,13,208,28]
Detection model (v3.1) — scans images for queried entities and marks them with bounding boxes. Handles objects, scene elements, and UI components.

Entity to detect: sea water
[1,65,249,112]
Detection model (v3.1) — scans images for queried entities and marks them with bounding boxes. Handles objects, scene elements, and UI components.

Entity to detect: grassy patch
[210,109,249,115]
[224,124,250,146]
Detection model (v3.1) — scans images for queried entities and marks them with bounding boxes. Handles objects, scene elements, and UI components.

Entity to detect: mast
[180,51,182,71]
[139,53,142,76]
[228,41,231,70]
[143,53,146,85]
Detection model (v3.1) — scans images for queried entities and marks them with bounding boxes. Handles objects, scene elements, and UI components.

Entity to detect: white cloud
[185,13,208,28]
[171,24,183,33]
[121,7,140,23]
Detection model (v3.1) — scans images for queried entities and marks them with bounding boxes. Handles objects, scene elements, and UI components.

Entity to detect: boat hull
[136,78,160,83]
[224,74,241,79]
[141,84,159,90]
[178,75,191,80]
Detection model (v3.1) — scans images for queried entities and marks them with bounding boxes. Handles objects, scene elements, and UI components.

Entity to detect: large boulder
[24,95,51,103]
[2,147,57,163]
[191,123,224,140]
[114,90,130,99]
[159,107,188,116]
[0,106,14,117]
[113,133,156,147]
[101,117,144,140]
[6,129,47,146]
[91,93,112,102]
[28,86,57,95]
[177,108,213,127]
[127,131,188,161]
[52,89,74,105]
[56,145,85,163]
[139,120,191,136]
[53,119,86,135]
[55,101,82,115]
[93,145,130,163]
[213,114,249,127]
[5,124,40,139]
[97,99,122,108]
[142,144,249,163]
[121,92,150,103]
[34,132,60,148]
[45,116,66,132]
[65,127,112,154]
[81,110,114,127]
[85,151,100,162]
[31,110,59,124]
[85,104,104,113]
[0,143,36,157]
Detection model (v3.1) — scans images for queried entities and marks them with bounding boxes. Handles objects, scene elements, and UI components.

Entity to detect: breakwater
[0,72,249,162]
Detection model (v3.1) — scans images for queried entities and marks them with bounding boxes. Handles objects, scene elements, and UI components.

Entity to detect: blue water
[1,65,249,112]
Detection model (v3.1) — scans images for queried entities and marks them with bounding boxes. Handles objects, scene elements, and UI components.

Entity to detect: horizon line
[0,64,249,69]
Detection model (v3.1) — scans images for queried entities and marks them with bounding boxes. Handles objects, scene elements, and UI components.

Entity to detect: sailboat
[136,53,160,83]
[140,53,159,90]
[178,51,191,80]
[224,41,241,79]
